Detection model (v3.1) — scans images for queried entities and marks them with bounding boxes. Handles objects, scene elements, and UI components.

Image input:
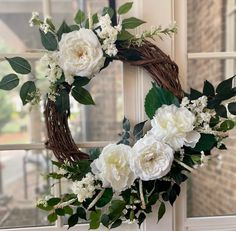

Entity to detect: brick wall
[187,0,236,217]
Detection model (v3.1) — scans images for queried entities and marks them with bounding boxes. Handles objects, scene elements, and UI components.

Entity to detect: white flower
[180,97,190,107]
[150,105,201,150]
[29,11,39,27]
[71,173,99,203]
[91,144,136,192]
[58,29,105,77]
[130,135,174,181]
[57,168,67,175]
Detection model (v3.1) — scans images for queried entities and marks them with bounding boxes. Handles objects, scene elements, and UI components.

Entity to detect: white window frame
[175,0,236,230]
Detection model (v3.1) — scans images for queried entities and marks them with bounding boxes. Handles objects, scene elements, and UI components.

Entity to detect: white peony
[91,144,136,192]
[58,29,105,77]
[150,105,200,151]
[130,135,174,181]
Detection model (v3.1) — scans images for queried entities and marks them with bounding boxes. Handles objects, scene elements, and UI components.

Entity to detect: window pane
[187,59,236,217]
[0,149,54,228]
[187,0,231,52]
[0,0,43,52]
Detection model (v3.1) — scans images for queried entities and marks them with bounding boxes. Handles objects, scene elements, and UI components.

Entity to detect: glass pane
[0,0,43,52]
[187,59,236,217]
[0,149,54,228]
[188,0,230,52]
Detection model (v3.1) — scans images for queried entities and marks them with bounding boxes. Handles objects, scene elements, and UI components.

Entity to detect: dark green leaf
[55,208,65,216]
[158,202,166,222]
[109,200,126,221]
[89,210,101,229]
[0,74,19,90]
[48,213,57,223]
[20,81,36,105]
[55,89,70,114]
[40,30,58,51]
[102,7,114,18]
[118,2,133,14]
[89,148,101,160]
[110,219,122,229]
[193,134,216,152]
[138,212,146,227]
[51,160,63,168]
[219,120,235,132]
[228,102,236,115]
[68,214,79,228]
[216,76,235,94]
[73,76,90,87]
[122,17,146,29]
[215,105,227,118]
[189,88,203,100]
[70,24,80,31]
[148,192,159,206]
[121,189,131,203]
[74,9,85,24]
[123,117,130,131]
[203,80,215,96]
[6,57,31,74]
[117,30,134,41]
[47,197,61,206]
[96,188,113,207]
[37,204,53,211]
[77,207,87,220]
[57,21,71,41]
[133,120,147,140]
[101,214,110,228]
[145,84,179,119]
[209,116,220,127]
[64,206,73,215]
[72,86,95,105]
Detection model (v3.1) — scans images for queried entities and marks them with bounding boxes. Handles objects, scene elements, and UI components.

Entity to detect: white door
[0,0,181,231]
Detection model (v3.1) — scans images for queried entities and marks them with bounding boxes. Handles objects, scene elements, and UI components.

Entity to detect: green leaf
[68,213,79,228]
[96,188,113,207]
[72,86,95,105]
[216,76,235,94]
[47,197,61,206]
[37,204,53,211]
[133,120,147,140]
[89,210,101,229]
[158,202,166,222]
[193,134,216,152]
[102,7,114,18]
[145,84,179,119]
[110,219,122,229]
[148,192,159,206]
[74,9,86,24]
[20,81,36,105]
[40,30,58,51]
[55,208,65,216]
[77,207,87,220]
[108,200,126,221]
[48,213,58,223]
[55,89,70,114]
[189,88,203,100]
[51,160,63,168]
[203,80,215,96]
[57,21,71,41]
[123,117,130,131]
[138,212,146,227]
[0,74,19,90]
[117,30,134,41]
[215,105,227,118]
[89,148,101,160]
[118,2,133,14]
[73,76,90,87]
[6,57,31,74]
[228,102,236,115]
[70,24,80,31]
[64,206,73,215]
[101,214,110,228]
[122,17,146,29]
[220,120,235,132]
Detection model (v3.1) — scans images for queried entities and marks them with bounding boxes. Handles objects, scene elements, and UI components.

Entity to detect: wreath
[1,2,236,229]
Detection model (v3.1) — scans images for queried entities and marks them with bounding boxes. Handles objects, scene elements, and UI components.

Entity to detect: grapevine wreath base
[0,2,236,230]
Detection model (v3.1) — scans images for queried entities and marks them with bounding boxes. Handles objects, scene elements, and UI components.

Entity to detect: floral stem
[139,179,146,210]
[87,189,105,211]
[55,198,77,209]
[174,158,195,172]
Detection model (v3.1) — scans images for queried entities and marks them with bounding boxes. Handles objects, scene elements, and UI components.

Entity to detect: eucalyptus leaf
[68,213,79,228]
[57,21,71,41]
[74,9,86,24]
[117,30,134,41]
[133,120,147,140]
[55,208,65,216]
[96,188,113,207]
[77,207,87,220]
[40,30,58,51]
[158,202,166,222]
[73,76,90,87]
[47,197,61,206]
[102,7,114,18]
[0,74,19,90]
[6,57,31,74]
[20,81,36,105]
[72,86,95,105]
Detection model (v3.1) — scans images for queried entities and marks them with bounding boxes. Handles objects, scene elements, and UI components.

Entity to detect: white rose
[130,135,174,181]
[58,29,105,77]
[91,144,136,192]
[150,105,200,151]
